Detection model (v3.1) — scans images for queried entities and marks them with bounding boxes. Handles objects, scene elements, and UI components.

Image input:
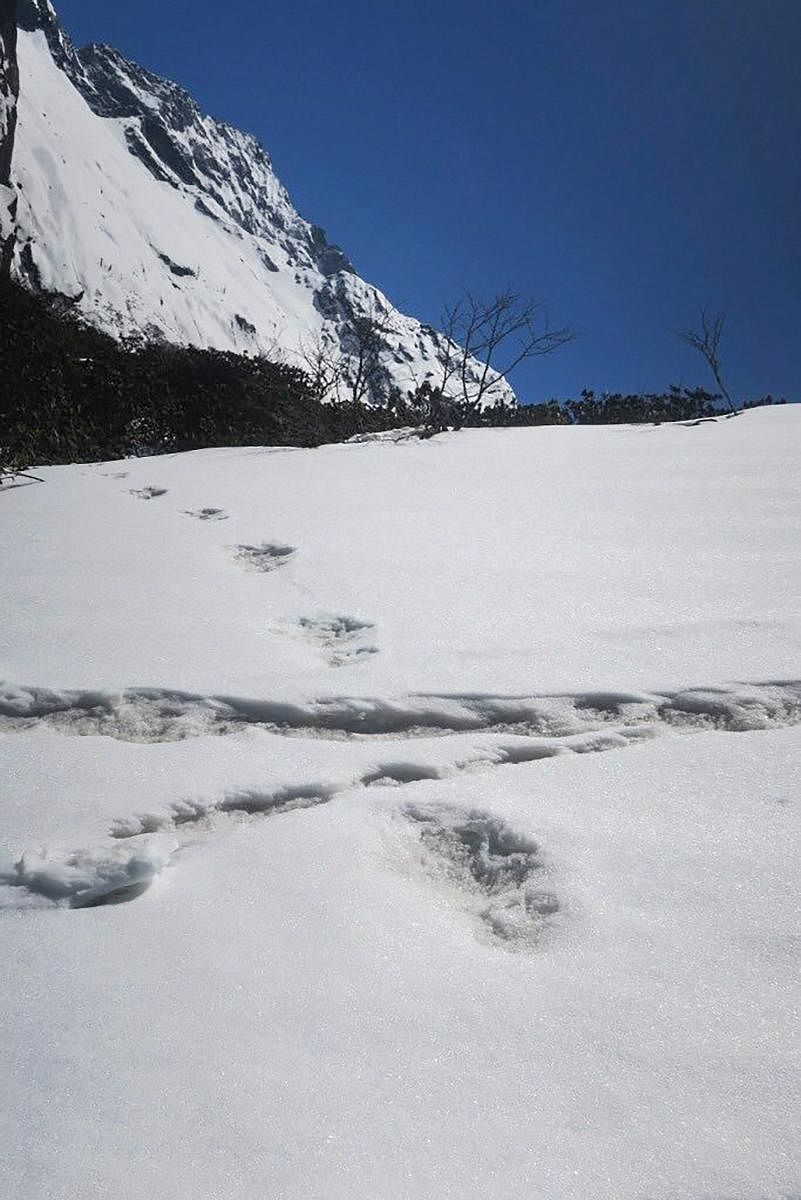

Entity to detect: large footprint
[296,615,379,667]
[184,507,229,521]
[404,803,560,943]
[129,486,168,500]
[234,542,297,572]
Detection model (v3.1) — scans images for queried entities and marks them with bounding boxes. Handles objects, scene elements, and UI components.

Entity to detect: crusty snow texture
[1,409,800,1200]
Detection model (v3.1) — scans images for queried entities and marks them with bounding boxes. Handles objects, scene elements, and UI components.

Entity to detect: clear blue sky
[56,0,801,403]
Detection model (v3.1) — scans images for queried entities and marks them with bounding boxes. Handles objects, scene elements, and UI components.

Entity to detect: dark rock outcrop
[0,0,18,275]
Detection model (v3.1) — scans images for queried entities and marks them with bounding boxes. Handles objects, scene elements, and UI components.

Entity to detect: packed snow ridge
[1,0,515,406]
[2,673,800,914]
[2,678,799,741]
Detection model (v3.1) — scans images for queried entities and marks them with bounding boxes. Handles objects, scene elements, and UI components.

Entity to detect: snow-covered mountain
[0,0,515,405]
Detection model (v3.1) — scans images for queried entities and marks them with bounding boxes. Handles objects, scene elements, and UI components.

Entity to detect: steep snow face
[9,2,515,405]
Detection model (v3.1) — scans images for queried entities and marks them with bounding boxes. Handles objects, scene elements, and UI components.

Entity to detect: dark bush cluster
[0,280,412,473]
[565,386,720,424]
[403,384,786,430]
[0,280,790,475]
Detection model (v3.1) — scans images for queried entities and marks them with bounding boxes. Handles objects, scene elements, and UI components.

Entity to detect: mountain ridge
[1,0,515,407]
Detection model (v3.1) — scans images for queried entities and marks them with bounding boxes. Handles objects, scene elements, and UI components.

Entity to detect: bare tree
[434,304,461,397]
[437,289,574,411]
[342,305,391,406]
[298,332,344,403]
[678,308,737,414]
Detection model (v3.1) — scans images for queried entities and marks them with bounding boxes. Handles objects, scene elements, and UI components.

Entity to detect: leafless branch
[298,332,344,403]
[442,289,574,409]
[341,302,391,405]
[678,308,737,414]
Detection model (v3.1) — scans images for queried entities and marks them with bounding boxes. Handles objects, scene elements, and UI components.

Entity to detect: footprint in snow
[362,762,445,787]
[296,614,378,667]
[234,542,297,571]
[404,803,560,944]
[130,486,168,500]
[111,782,338,841]
[183,507,229,521]
[1,779,339,912]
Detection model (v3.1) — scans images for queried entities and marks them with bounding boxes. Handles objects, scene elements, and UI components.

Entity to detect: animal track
[9,676,797,932]
[2,680,799,744]
[183,507,229,521]
[110,782,339,838]
[404,804,559,943]
[1,782,340,911]
[297,615,379,667]
[3,763,562,941]
[129,486,167,500]
[3,677,800,918]
[234,542,297,571]
[362,762,445,787]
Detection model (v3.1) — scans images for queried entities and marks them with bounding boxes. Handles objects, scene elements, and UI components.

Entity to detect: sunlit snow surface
[1,410,800,1199]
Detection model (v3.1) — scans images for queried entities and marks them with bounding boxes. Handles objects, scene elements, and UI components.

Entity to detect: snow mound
[2,678,800,742]
[1,835,175,907]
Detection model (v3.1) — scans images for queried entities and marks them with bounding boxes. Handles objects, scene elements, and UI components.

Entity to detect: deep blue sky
[56,0,801,403]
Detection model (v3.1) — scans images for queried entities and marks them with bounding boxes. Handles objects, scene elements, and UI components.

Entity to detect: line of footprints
[123,477,378,668]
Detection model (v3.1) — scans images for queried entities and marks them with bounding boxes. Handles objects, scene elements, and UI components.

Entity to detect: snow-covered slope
[5,0,515,405]
[1,408,800,1199]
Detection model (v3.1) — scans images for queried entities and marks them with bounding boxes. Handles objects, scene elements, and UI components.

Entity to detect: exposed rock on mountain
[0,0,19,274]
[5,0,514,405]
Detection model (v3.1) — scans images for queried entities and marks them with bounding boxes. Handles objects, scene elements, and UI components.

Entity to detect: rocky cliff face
[7,0,514,405]
[0,0,19,274]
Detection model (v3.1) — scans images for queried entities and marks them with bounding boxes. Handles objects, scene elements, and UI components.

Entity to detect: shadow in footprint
[235,543,297,572]
[298,615,378,667]
[70,878,154,908]
[362,762,444,787]
[130,486,167,500]
[1,838,173,911]
[110,782,340,840]
[404,803,559,944]
[184,507,229,521]
[486,743,562,766]
[218,783,337,817]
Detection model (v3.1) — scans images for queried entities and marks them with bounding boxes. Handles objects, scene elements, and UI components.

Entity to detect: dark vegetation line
[0,280,788,474]
[0,280,406,472]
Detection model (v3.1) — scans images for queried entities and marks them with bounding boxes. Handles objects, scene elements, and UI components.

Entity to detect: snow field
[1,408,800,1198]
[1,725,799,1198]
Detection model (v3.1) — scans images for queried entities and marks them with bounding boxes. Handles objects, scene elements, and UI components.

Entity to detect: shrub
[0,279,408,468]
